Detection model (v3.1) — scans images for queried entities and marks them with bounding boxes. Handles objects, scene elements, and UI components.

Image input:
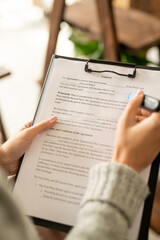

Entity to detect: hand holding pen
[129,92,160,112]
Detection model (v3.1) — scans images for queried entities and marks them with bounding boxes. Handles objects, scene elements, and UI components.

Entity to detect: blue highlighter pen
[128,92,160,112]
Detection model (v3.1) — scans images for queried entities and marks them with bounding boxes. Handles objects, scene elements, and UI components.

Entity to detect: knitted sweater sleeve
[66,162,149,240]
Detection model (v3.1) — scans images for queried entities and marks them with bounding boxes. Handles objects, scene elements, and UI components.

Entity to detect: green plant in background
[69,28,103,59]
[120,48,154,66]
[69,27,159,66]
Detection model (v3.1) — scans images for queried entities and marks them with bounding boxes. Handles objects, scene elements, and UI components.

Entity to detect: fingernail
[50,116,57,123]
[136,89,143,96]
[25,122,31,128]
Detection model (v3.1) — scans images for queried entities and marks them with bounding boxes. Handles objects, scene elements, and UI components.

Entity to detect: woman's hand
[113,90,160,172]
[0,116,57,175]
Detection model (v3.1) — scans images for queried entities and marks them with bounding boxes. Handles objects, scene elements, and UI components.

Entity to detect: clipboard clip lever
[85,59,137,78]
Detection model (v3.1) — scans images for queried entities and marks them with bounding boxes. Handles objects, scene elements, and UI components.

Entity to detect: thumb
[123,90,144,123]
[27,116,57,138]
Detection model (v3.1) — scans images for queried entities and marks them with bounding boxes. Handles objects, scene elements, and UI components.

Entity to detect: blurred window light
[0,0,44,31]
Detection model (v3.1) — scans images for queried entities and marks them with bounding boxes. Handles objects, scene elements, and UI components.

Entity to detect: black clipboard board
[14,55,160,239]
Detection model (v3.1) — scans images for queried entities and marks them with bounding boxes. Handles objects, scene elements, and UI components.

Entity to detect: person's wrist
[0,145,13,175]
[0,145,5,167]
[112,149,140,173]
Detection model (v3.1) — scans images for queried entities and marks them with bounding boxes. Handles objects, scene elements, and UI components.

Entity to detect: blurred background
[0,0,160,239]
[0,0,75,139]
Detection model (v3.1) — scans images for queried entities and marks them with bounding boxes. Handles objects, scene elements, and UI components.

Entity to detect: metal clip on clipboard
[84,59,137,78]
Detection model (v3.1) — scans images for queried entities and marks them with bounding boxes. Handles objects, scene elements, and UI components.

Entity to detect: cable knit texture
[66,162,149,240]
[81,162,149,225]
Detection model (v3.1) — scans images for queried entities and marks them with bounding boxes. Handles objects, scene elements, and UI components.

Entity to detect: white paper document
[13,56,160,239]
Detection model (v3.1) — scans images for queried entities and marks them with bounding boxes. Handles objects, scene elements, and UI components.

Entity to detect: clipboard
[14,55,160,240]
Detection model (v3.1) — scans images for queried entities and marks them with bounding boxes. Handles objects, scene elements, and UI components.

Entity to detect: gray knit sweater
[0,162,149,240]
